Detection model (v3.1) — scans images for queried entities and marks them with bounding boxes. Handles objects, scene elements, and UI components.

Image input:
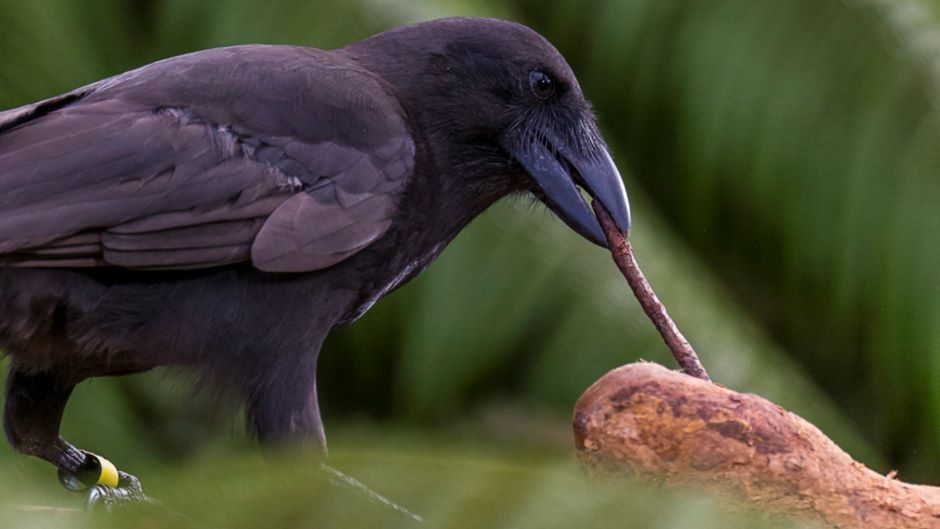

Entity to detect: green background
[1,0,938,527]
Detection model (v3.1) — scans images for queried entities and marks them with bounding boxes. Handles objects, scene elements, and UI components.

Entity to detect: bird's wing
[0,45,414,272]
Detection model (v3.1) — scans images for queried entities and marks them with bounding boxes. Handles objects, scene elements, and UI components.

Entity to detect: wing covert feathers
[0,45,415,272]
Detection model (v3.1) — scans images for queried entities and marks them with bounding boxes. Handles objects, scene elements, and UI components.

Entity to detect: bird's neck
[335,140,514,326]
[334,39,523,323]
[404,135,516,249]
[341,42,519,237]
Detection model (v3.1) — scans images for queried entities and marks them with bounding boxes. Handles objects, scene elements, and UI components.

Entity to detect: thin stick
[320,463,425,524]
[592,201,710,381]
[14,504,81,514]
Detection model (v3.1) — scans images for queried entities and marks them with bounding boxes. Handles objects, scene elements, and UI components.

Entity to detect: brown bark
[573,362,940,528]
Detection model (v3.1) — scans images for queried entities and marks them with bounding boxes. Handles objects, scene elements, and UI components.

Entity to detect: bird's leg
[244,364,424,521]
[3,366,147,510]
[245,365,326,452]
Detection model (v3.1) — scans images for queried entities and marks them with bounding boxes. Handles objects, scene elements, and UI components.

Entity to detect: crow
[0,16,630,503]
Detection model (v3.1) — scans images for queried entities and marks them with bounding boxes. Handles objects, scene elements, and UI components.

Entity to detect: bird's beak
[509,129,631,247]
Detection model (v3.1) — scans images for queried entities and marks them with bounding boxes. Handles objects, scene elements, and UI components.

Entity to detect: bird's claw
[85,471,150,512]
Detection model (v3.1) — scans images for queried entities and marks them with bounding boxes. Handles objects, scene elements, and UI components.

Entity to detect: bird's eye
[529,70,555,100]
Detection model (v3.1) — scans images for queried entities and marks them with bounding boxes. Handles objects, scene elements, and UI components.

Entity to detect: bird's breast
[338,241,446,325]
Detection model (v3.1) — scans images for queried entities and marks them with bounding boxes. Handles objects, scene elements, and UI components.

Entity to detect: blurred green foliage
[0,426,812,529]
[520,0,940,475]
[1,0,939,525]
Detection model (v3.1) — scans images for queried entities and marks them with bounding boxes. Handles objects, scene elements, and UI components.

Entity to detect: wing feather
[0,45,414,272]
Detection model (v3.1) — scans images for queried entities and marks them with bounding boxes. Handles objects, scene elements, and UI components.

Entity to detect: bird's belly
[0,267,169,378]
[0,265,350,381]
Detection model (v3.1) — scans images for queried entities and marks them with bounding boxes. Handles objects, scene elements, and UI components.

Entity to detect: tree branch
[573,362,940,529]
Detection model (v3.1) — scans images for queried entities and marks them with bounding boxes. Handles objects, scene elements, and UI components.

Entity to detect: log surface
[573,362,940,529]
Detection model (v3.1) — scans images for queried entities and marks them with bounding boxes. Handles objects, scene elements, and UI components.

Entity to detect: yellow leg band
[89,452,120,488]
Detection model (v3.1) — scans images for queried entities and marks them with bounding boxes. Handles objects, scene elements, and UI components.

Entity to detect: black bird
[0,16,630,503]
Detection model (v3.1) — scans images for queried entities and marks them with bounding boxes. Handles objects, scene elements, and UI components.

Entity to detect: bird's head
[347,17,631,245]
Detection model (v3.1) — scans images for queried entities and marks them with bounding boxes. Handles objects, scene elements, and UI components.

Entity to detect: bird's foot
[85,471,151,512]
[56,452,151,511]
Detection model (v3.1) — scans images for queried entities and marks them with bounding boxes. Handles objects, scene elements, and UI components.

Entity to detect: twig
[591,201,710,381]
[320,463,425,524]
[14,504,81,514]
